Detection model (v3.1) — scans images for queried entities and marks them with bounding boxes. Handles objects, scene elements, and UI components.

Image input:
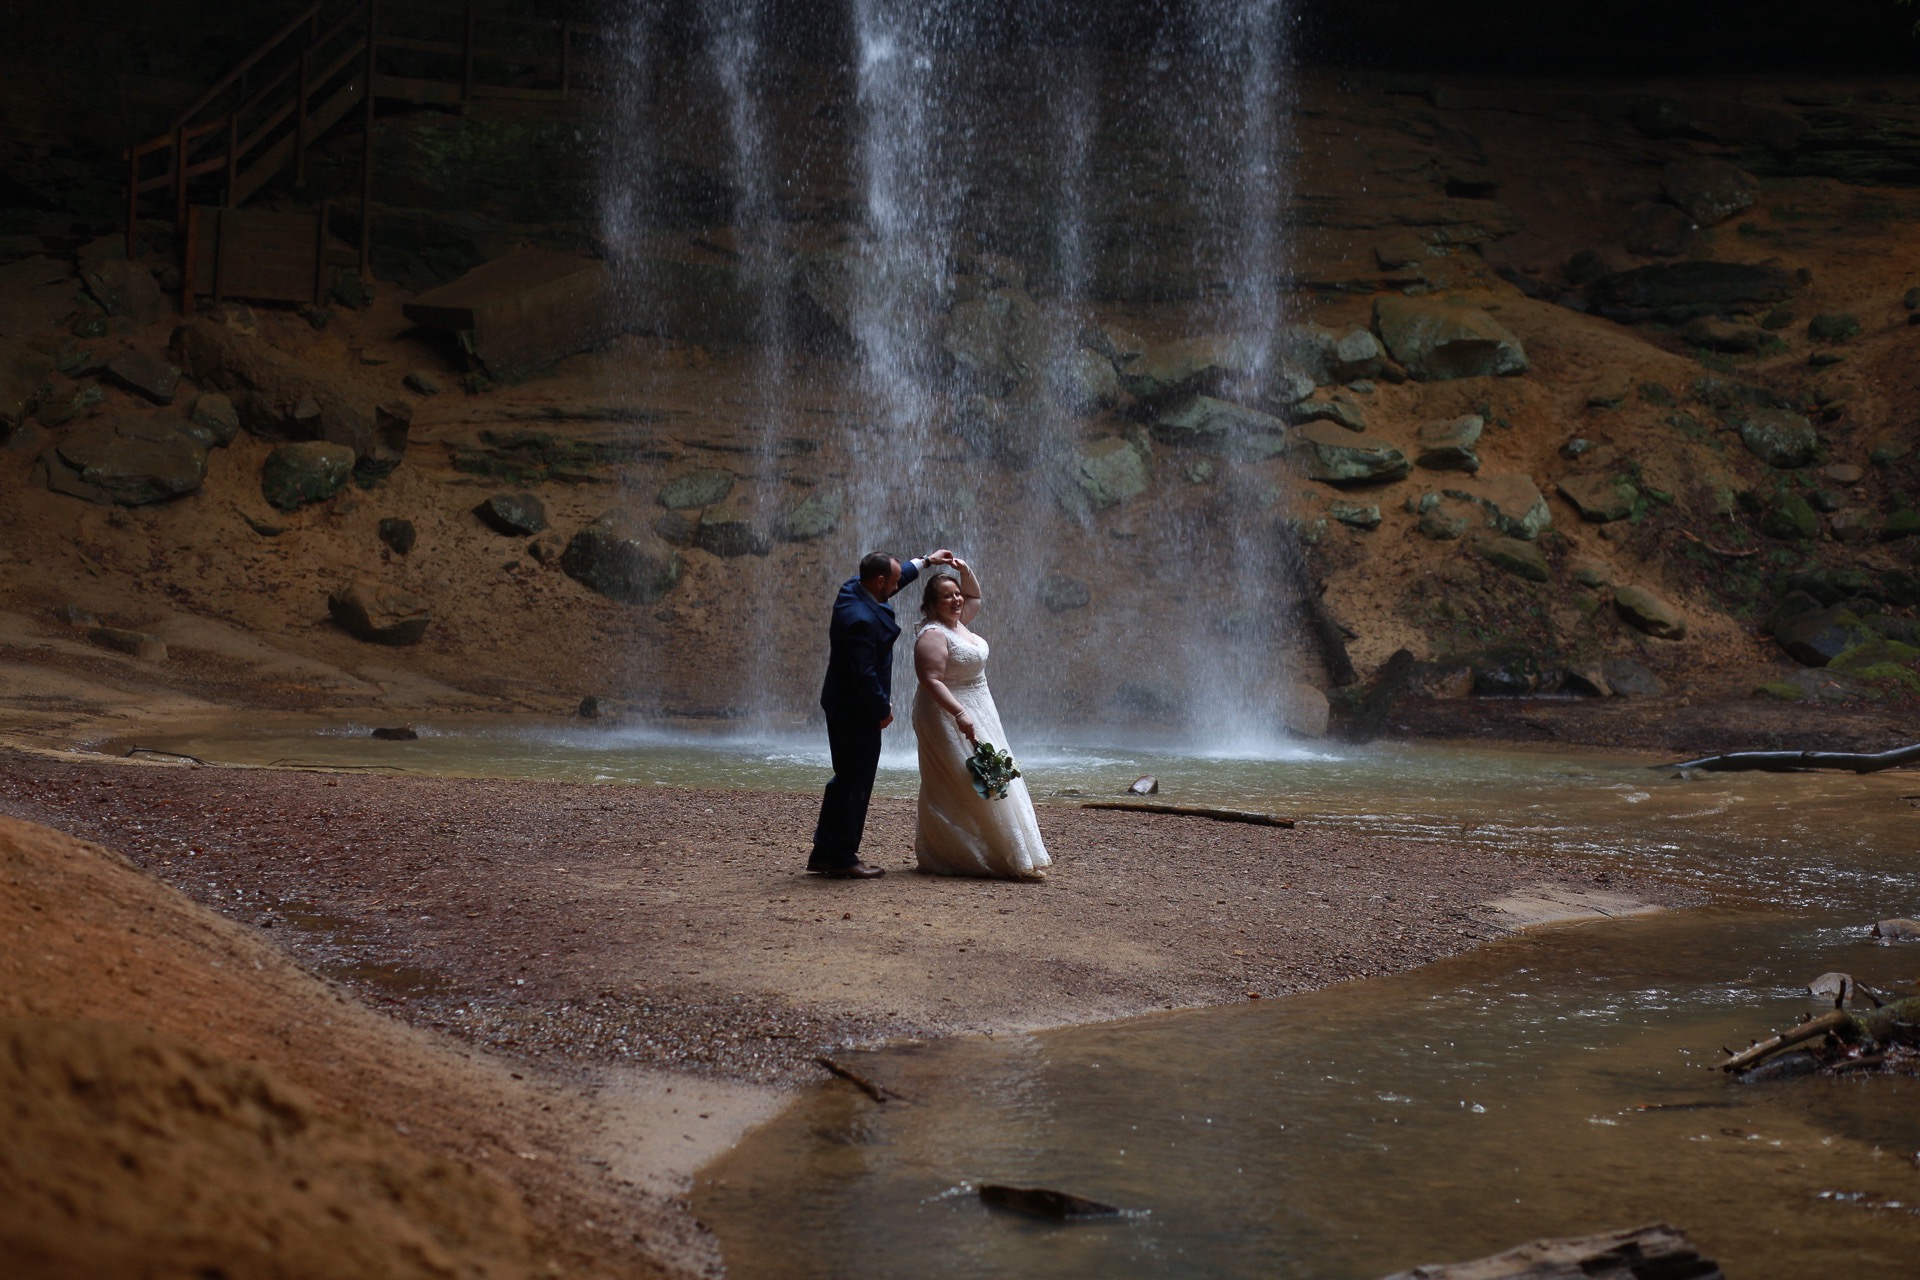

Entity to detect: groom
[810,547,953,879]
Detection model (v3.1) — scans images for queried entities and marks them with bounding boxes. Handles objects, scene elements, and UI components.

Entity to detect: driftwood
[1079,802,1294,828]
[1675,529,1758,559]
[814,1055,908,1103]
[978,1184,1122,1219]
[1722,995,1920,1080]
[1665,741,1920,774]
[1378,1223,1720,1280]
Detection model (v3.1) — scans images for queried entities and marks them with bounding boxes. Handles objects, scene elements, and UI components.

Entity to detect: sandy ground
[0,743,1693,1278]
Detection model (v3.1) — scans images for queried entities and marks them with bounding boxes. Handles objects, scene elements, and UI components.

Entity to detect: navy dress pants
[810,714,883,869]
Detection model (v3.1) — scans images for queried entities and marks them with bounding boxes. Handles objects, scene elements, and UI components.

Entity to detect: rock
[1283,682,1331,738]
[578,695,624,721]
[87,626,167,661]
[1558,472,1637,523]
[562,510,684,604]
[1289,395,1366,432]
[1329,501,1381,529]
[1064,437,1149,511]
[1293,421,1409,486]
[370,726,418,741]
[1825,462,1865,484]
[1603,657,1666,697]
[1049,347,1124,412]
[475,491,548,536]
[692,506,771,557]
[653,511,695,546]
[1417,498,1473,540]
[1371,295,1527,381]
[1562,664,1611,697]
[1118,334,1263,400]
[1586,261,1794,321]
[1624,202,1695,257]
[1150,395,1286,455]
[1469,649,1550,696]
[772,488,842,542]
[1459,474,1552,540]
[1585,372,1634,408]
[1613,585,1686,639]
[404,369,443,395]
[170,318,386,460]
[1,340,52,435]
[1415,413,1483,472]
[328,580,431,645]
[1807,312,1861,342]
[1738,409,1820,469]
[657,468,734,510]
[1761,493,1818,541]
[261,441,354,511]
[49,416,207,505]
[1660,158,1760,226]
[942,288,1046,394]
[1126,775,1158,795]
[1475,534,1550,582]
[1872,919,1920,943]
[1039,573,1090,612]
[1683,317,1767,352]
[1831,508,1875,545]
[189,393,240,445]
[1882,510,1920,540]
[1331,328,1385,381]
[1568,555,1615,588]
[103,350,182,405]
[1772,605,1874,666]
[378,517,416,555]
[81,260,165,326]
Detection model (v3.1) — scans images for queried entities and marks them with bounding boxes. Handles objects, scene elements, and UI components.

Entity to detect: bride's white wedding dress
[911,621,1052,880]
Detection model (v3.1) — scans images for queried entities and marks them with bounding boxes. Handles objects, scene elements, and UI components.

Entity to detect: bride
[910,557,1052,881]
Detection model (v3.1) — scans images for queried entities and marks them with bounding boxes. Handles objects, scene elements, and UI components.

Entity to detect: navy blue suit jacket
[819,559,922,725]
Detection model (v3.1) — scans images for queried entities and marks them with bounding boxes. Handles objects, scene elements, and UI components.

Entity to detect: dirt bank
[0,746,1695,1277]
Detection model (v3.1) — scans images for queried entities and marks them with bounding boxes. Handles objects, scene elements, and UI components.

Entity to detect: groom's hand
[927,548,957,567]
[879,711,894,729]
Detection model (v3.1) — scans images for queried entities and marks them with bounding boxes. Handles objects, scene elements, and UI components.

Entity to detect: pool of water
[94,717,1920,1275]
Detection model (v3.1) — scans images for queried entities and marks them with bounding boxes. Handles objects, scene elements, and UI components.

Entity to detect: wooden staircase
[125,0,609,308]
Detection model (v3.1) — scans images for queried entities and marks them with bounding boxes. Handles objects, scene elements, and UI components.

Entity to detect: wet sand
[0,745,1696,1277]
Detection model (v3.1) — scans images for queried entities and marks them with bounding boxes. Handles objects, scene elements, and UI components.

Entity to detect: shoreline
[0,739,1698,1278]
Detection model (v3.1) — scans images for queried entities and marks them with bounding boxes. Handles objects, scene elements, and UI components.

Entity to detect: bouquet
[966,740,1022,800]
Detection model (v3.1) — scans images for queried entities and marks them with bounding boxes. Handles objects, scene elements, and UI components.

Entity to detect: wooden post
[181,204,200,317]
[224,114,239,206]
[126,145,140,258]
[359,0,377,279]
[212,208,227,304]
[313,199,330,304]
[296,43,311,188]
[461,2,475,107]
[173,125,189,237]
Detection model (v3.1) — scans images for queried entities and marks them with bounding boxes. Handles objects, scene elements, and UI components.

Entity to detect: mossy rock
[657,469,735,510]
[1761,493,1819,541]
[1753,679,1806,701]
[1828,638,1920,672]
[1882,510,1920,540]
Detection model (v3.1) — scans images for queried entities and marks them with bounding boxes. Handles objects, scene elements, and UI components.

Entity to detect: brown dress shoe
[819,861,886,879]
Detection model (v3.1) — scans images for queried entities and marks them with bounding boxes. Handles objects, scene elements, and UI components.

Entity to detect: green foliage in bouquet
[966,740,1021,800]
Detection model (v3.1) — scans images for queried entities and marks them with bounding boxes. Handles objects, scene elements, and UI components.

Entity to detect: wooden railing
[125,0,616,283]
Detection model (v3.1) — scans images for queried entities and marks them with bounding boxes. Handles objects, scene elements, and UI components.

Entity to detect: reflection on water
[96,718,1920,1275]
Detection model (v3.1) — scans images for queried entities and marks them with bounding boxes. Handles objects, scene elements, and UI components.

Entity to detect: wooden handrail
[168,1,326,132]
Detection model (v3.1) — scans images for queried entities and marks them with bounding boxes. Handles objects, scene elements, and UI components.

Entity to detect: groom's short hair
[858,551,896,582]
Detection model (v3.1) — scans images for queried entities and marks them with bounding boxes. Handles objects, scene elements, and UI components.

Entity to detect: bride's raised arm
[950,557,983,625]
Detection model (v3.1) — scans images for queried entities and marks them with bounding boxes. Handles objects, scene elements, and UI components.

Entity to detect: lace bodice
[920,622,988,688]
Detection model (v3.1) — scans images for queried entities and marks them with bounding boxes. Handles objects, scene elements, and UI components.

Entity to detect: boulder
[1415,413,1483,472]
[103,350,181,405]
[1329,501,1381,529]
[1289,395,1366,432]
[189,393,240,445]
[1282,682,1331,738]
[1461,473,1551,540]
[792,249,943,351]
[1558,473,1637,522]
[33,381,102,429]
[1586,261,1795,321]
[1761,493,1818,541]
[1738,409,1819,469]
[1049,347,1124,412]
[1039,573,1091,612]
[578,695,624,721]
[1475,534,1550,582]
[1151,396,1286,457]
[1684,317,1768,352]
[657,468,734,510]
[378,517,416,555]
[170,318,384,457]
[692,506,771,557]
[941,288,1045,394]
[1,340,52,434]
[1660,158,1760,226]
[404,369,443,395]
[1773,605,1874,666]
[1064,437,1150,511]
[261,441,355,511]
[1585,371,1634,408]
[772,487,842,542]
[1292,420,1409,485]
[1330,327,1384,381]
[475,492,548,536]
[1807,313,1861,342]
[1417,498,1473,540]
[1614,585,1686,639]
[1603,657,1667,697]
[81,260,165,326]
[1624,202,1695,257]
[1118,334,1263,400]
[1371,295,1527,381]
[328,580,431,645]
[48,416,207,505]
[562,510,684,604]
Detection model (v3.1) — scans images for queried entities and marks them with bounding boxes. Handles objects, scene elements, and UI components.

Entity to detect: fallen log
[1722,996,1920,1077]
[1663,741,1920,773]
[1078,802,1294,828]
[1377,1223,1721,1280]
